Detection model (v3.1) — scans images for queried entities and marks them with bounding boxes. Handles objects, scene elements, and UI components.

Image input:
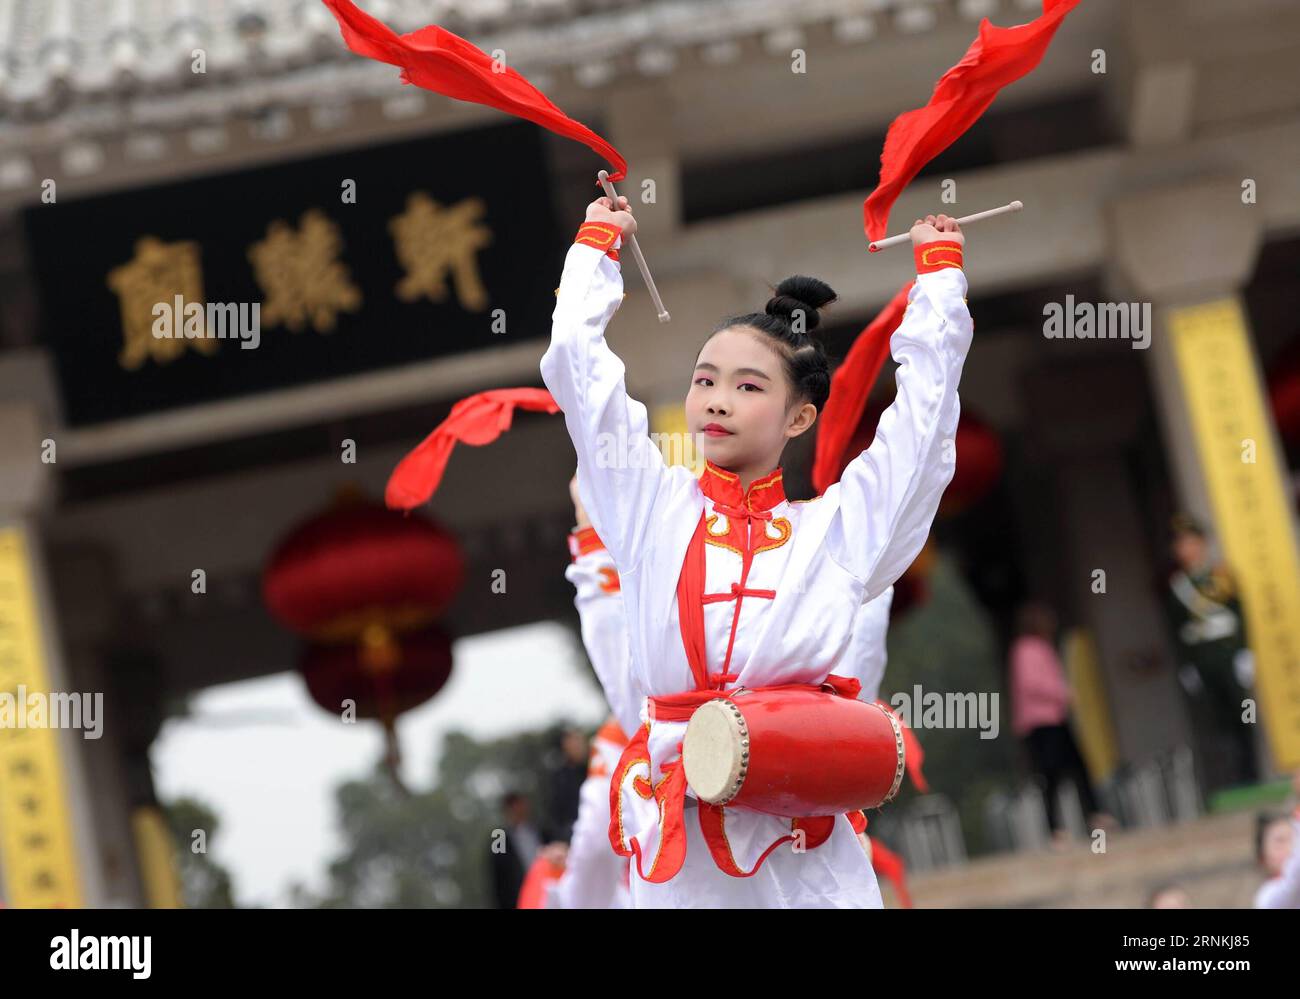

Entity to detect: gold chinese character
[107,237,217,370]
[248,208,362,333]
[389,193,492,312]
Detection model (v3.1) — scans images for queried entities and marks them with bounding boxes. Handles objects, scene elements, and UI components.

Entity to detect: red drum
[681,687,905,817]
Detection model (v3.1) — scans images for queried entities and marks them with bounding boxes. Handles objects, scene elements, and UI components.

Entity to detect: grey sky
[151,621,608,907]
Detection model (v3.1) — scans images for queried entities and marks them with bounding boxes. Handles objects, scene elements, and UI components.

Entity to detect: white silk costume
[546,531,637,909]
[552,527,894,909]
[547,719,632,909]
[564,529,644,738]
[540,222,972,908]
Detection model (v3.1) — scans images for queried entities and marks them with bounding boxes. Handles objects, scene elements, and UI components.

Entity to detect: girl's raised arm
[826,227,973,599]
[540,204,674,576]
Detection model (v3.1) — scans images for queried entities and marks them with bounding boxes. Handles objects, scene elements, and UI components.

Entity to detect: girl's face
[686,327,815,468]
[1262,818,1293,877]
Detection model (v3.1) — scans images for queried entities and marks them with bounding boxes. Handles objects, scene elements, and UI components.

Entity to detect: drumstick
[867,200,1023,253]
[597,170,671,323]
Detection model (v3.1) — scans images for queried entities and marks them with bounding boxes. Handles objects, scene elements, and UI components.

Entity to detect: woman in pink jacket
[1009,601,1109,847]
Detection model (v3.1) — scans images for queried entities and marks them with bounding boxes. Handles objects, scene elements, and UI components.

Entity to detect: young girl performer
[543,713,633,909]
[540,197,972,907]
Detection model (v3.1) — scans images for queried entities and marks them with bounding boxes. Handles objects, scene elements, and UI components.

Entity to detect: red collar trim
[697,460,786,513]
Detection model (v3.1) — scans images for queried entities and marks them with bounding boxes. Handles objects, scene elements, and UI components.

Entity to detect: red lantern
[938,412,1004,516]
[262,485,465,644]
[263,485,465,787]
[298,622,454,786]
[299,622,454,721]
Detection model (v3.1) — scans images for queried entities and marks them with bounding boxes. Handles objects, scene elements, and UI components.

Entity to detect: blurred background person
[545,726,591,844]
[1253,772,1300,909]
[488,790,545,910]
[1166,514,1258,788]
[1009,601,1111,848]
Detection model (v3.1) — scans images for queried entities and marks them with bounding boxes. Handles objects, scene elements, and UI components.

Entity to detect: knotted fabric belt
[607,675,863,883]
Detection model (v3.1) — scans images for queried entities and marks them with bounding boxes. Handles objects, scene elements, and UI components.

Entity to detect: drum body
[681,687,905,817]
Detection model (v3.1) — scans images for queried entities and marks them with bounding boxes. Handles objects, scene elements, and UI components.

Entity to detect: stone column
[0,402,106,906]
[1108,177,1300,773]
[1022,359,1191,770]
[605,82,682,246]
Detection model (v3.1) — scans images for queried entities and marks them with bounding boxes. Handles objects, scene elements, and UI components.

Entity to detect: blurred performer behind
[1166,513,1258,786]
[540,474,641,908]
[1009,600,1111,846]
[545,726,590,843]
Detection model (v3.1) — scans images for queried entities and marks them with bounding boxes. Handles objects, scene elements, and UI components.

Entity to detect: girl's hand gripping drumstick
[868,200,1022,252]
[595,170,671,323]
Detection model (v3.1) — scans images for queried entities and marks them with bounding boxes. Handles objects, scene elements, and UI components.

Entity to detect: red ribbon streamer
[863,0,1080,243]
[515,853,565,909]
[811,281,913,495]
[385,387,560,510]
[869,837,913,908]
[321,0,628,183]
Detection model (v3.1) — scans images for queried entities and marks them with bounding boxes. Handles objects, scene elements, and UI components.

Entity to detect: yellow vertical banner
[1063,628,1121,784]
[131,806,184,909]
[1167,297,1300,770]
[0,523,83,907]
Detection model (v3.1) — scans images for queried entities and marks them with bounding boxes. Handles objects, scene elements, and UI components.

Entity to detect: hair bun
[765,275,838,332]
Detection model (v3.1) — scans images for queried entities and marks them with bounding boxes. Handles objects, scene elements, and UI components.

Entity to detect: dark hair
[1015,600,1056,639]
[1170,512,1206,540]
[707,275,837,411]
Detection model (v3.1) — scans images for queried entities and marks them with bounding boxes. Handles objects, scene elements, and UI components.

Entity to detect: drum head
[682,699,747,805]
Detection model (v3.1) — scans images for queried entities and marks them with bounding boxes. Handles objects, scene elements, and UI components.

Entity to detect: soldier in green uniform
[1166,514,1258,787]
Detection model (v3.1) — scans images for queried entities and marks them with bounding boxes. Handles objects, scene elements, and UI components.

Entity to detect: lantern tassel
[382,717,409,797]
